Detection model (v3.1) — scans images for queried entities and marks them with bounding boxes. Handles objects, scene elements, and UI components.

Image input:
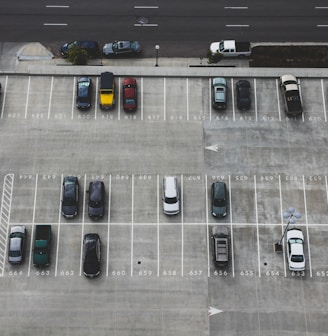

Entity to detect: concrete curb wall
[2,65,328,78]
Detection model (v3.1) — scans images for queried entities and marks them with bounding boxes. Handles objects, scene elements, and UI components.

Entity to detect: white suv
[162,176,180,215]
[286,228,305,271]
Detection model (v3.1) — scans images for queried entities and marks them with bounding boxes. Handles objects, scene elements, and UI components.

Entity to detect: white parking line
[208,78,212,121]
[299,79,305,123]
[157,175,160,277]
[229,175,235,277]
[71,77,76,119]
[254,175,261,277]
[231,78,235,121]
[253,78,258,121]
[163,78,166,121]
[325,176,328,205]
[278,175,287,277]
[130,174,134,276]
[118,77,121,120]
[205,175,210,277]
[321,79,327,122]
[275,79,282,122]
[55,174,63,276]
[27,174,38,277]
[181,174,184,277]
[141,78,144,121]
[79,174,87,276]
[106,174,112,277]
[25,76,31,119]
[48,76,54,119]
[302,175,312,277]
[186,78,189,121]
[0,76,8,119]
[95,77,99,120]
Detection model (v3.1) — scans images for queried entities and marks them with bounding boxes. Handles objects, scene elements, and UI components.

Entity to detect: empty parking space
[256,78,280,121]
[143,77,164,121]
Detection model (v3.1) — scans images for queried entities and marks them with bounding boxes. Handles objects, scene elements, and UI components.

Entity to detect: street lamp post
[274,207,302,252]
[155,44,160,67]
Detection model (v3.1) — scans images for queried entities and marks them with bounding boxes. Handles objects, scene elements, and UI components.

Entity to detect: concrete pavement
[1,42,328,78]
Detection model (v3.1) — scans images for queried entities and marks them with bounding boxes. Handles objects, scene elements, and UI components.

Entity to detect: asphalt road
[1,0,328,56]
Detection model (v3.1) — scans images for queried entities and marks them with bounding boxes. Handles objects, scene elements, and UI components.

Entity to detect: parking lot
[1,74,328,336]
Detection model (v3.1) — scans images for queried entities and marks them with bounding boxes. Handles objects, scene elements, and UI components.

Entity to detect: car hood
[88,205,104,218]
[212,204,227,217]
[62,204,78,217]
[84,260,100,277]
[163,201,180,215]
[103,43,114,54]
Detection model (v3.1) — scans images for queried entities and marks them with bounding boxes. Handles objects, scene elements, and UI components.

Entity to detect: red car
[122,77,137,112]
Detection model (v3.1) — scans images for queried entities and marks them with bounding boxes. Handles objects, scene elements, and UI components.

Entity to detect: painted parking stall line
[0,76,8,119]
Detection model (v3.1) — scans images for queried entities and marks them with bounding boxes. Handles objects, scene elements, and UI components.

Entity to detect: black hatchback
[61,176,79,218]
[76,77,92,109]
[83,233,101,278]
[211,182,228,218]
[88,181,105,219]
[236,80,251,110]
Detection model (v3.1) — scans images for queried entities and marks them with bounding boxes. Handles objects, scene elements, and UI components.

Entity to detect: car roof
[213,182,226,198]
[164,176,178,198]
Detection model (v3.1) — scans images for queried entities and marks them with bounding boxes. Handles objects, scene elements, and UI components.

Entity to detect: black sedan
[76,77,92,109]
[236,80,251,110]
[103,41,141,57]
[88,181,105,219]
[61,176,79,219]
[83,233,101,278]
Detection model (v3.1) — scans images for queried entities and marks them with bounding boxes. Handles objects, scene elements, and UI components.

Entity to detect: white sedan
[286,228,305,271]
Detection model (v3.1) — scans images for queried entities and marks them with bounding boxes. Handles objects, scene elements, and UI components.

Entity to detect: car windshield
[165,197,178,204]
[9,250,21,257]
[291,254,304,262]
[289,238,303,244]
[125,99,136,105]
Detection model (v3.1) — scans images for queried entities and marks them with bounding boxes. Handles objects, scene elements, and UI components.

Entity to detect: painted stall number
[291,271,305,277]
[265,270,280,277]
[111,270,126,276]
[35,270,50,276]
[213,270,228,276]
[189,270,203,276]
[240,270,254,276]
[162,270,177,276]
[138,270,152,276]
[8,270,24,277]
[316,271,328,277]
[60,270,74,276]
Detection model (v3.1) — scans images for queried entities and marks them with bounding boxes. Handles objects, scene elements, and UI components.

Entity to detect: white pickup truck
[210,40,251,58]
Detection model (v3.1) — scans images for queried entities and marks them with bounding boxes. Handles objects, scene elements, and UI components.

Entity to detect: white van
[162,176,180,215]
